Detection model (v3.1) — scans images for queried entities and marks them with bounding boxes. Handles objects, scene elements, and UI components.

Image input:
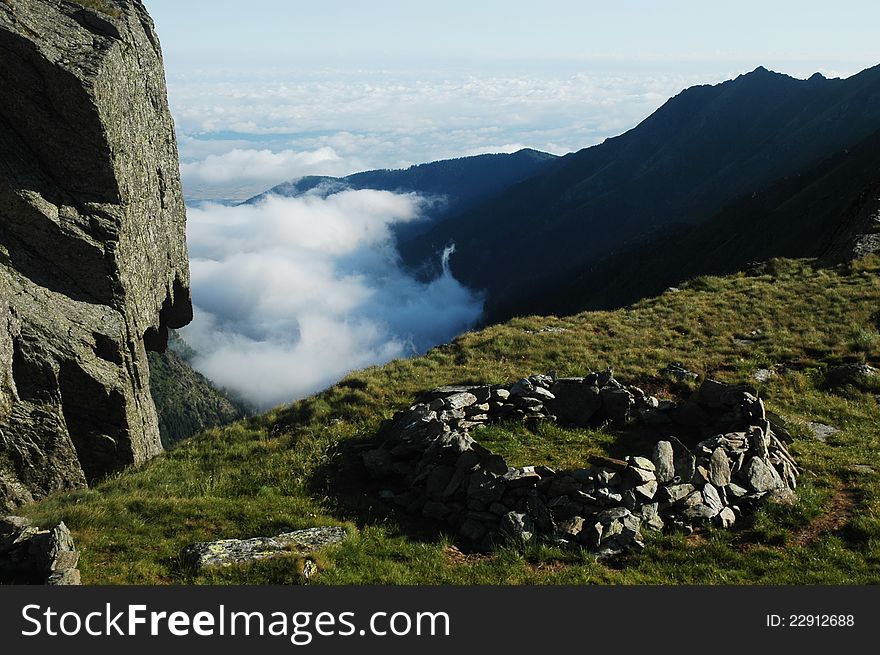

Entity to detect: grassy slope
[19,257,880,585]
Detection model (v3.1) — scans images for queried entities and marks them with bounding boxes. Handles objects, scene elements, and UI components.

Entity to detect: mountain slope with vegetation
[246,148,557,244]
[148,341,253,447]
[502,127,880,317]
[19,256,880,585]
[398,65,880,320]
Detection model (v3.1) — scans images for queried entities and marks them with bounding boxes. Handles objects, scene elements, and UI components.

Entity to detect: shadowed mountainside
[397,65,880,320]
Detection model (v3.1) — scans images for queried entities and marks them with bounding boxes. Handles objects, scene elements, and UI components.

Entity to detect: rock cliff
[0,0,191,510]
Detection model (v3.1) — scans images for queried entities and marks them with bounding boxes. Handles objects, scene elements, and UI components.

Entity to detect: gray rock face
[0,0,191,510]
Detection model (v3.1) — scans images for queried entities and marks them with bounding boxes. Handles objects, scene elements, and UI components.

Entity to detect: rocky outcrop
[0,0,191,510]
[0,515,81,584]
[822,183,880,264]
[363,373,800,556]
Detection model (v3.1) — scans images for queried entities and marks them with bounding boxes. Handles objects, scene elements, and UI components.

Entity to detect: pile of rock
[0,516,81,585]
[362,371,799,556]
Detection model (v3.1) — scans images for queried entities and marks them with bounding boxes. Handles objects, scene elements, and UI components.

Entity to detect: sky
[141,0,880,408]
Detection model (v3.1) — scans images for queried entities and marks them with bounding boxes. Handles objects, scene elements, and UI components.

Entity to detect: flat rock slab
[183,527,349,572]
[807,422,839,443]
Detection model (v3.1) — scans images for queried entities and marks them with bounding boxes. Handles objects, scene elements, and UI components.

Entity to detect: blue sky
[146,0,878,69]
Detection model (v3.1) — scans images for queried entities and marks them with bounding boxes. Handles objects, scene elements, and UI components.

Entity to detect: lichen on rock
[0,0,191,510]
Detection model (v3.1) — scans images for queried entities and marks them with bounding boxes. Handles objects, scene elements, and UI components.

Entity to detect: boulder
[0,518,80,584]
[601,388,634,422]
[744,457,786,493]
[547,380,602,426]
[652,441,676,483]
[824,363,878,389]
[807,422,839,443]
[709,447,732,487]
[182,527,349,572]
[499,512,534,545]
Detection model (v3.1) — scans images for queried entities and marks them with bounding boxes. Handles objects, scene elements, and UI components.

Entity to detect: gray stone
[499,512,534,544]
[662,483,696,504]
[702,483,724,515]
[635,480,658,499]
[465,403,491,415]
[589,456,628,472]
[597,507,631,523]
[630,456,656,472]
[515,396,545,409]
[627,467,656,485]
[679,490,705,509]
[467,471,505,504]
[528,387,556,401]
[692,465,710,485]
[766,488,798,507]
[492,388,511,401]
[508,379,535,397]
[698,379,755,408]
[557,516,585,541]
[669,401,712,427]
[0,0,192,511]
[727,483,749,498]
[443,392,478,411]
[709,447,732,487]
[753,369,775,383]
[682,504,717,522]
[430,386,492,403]
[652,441,676,483]
[547,380,602,426]
[715,507,736,528]
[807,422,839,443]
[601,388,634,422]
[744,457,786,493]
[581,522,604,548]
[766,411,795,444]
[668,436,697,481]
[182,527,349,572]
[748,426,770,457]
[46,569,82,586]
[502,467,541,488]
[425,465,456,499]
[526,495,554,533]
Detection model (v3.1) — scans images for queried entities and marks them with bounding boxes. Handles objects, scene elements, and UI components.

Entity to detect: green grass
[19,257,880,584]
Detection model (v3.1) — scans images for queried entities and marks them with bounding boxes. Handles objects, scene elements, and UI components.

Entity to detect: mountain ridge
[396,64,880,320]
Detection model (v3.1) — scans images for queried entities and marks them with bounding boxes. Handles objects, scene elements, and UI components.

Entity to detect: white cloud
[169,68,726,200]
[180,147,343,185]
[180,192,483,409]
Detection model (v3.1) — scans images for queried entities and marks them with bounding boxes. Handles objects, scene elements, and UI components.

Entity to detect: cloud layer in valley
[180,191,483,409]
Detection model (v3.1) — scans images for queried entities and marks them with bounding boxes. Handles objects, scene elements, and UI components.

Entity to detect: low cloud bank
[181,191,483,409]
